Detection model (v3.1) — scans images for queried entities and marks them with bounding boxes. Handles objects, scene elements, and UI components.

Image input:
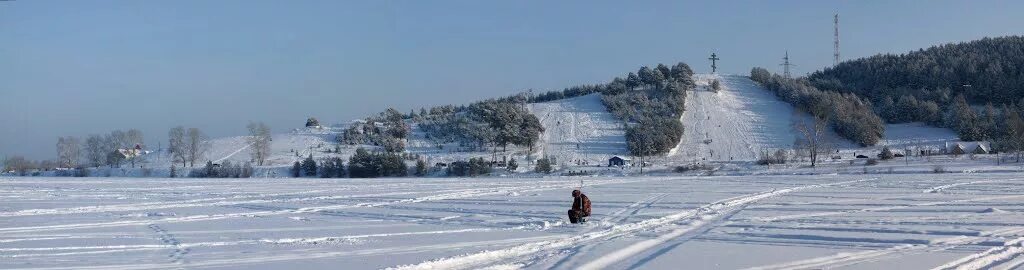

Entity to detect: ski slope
[4,173,1024,269]
[672,74,850,162]
[528,93,628,166]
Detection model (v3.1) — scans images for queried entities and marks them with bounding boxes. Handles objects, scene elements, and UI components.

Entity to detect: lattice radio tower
[834,14,840,67]
[780,51,795,78]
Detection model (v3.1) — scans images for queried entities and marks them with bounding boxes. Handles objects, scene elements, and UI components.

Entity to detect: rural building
[608,156,631,167]
[946,141,987,154]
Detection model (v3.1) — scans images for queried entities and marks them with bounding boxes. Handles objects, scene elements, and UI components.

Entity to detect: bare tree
[125,129,144,167]
[186,128,208,167]
[126,129,144,148]
[84,134,106,167]
[56,136,82,168]
[247,122,272,166]
[168,126,187,167]
[4,156,36,176]
[108,130,128,149]
[793,116,830,167]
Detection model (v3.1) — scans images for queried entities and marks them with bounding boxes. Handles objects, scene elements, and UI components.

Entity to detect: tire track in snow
[0,228,508,259]
[0,178,646,233]
[7,235,570,270]
[923,179,1007,194]
[739,222,1024,269]
[754,194,1024,222]
[388,178,870,270]
[0,187,363,217]
[547,193,669,268]
[932,236,1024,270]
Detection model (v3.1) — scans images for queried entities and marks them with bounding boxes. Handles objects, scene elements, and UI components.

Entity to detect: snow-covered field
[528,93,628,167]
[4,173,1024,269]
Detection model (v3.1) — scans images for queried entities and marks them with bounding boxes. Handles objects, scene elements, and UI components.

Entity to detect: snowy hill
[670,74,847,162]
[528,93,628,167]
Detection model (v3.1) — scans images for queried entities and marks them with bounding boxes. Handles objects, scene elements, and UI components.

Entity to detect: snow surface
[528,93,628,167]
[671,74,845,162]
[4,173,1024,269]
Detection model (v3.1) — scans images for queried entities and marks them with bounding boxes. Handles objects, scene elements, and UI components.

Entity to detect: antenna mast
[834,14,840,67]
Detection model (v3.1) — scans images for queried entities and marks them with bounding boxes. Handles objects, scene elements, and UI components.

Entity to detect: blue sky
[2,0,1023,159]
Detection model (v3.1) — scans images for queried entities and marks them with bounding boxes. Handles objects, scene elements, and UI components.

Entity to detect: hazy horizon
[3,0,1023,160]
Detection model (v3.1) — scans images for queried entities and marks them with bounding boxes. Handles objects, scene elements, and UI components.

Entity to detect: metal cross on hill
[708,53,720,73]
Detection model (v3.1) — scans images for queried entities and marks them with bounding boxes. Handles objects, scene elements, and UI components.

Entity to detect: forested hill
[809,36,1024,106]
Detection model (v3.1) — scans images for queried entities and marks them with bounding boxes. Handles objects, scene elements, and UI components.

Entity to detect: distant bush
[865,158,879,166]
[535,157,554,174]
[414,159,428,177]
[306,117,321,127]
[447,157,491,177]
[348,148,408,178]
[506,158,518,172]
[757,149,788,165]
[674,163,714,173]
[879,147,895,160]
[317,157,344,178]
[190,160,253,178]
[932,165,946,173]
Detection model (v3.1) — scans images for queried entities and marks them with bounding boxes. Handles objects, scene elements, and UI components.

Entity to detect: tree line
[288,147,407,178]
[804,36,1024,146]
[751,67,885,146]
[604,63,694,160]
[810,36,1024,106]
[4,122,274,177]
[416,98,543,154]
[340,108,411,152]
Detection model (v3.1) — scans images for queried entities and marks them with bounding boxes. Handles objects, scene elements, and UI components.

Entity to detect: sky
[2,0,1023,160]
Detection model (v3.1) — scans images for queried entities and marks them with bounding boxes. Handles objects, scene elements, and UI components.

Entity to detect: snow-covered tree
[56,136,81,168]
[168,126,187,167]
[247,122,272,166]
[186,128,208,167]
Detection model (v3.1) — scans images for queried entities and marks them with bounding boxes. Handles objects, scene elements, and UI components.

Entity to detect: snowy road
[3,174,1024,269]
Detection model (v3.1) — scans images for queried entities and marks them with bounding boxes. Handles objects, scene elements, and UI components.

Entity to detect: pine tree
[301,154,317,177]
[414,159,427,177]
[203,160,216,178]
[535,157,553,174]
[507,158,518,172]
[638,66,655,88]
[626,72,640,90]
[291,161,301,177]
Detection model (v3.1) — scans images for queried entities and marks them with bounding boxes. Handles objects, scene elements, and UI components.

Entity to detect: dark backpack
[581,194,592,217]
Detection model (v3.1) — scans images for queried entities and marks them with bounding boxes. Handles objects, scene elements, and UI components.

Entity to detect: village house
[608,156,631,167]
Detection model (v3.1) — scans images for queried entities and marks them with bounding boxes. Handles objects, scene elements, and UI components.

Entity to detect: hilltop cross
[708,53,720,73]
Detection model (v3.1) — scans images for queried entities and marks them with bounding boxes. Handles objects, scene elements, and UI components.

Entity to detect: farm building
[944,141,990,155]
[608,156,631,167]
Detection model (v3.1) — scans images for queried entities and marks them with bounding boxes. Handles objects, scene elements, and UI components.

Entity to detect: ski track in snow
[528,93,627,166]
[5,174,1024,269]
[671,74,804,161]
[389,178,870,270]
